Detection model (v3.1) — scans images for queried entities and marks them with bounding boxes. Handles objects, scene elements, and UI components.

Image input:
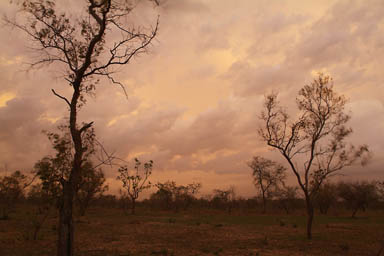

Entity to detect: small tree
[173,182,201,211]
[259,74,370,239]
[76,162,108,216]
[313,182,337,215]
[0,171,27,219]
[212,186,236,214]
[275,185,299,214]
[27,183,55,240]
[34,126,97,203]
[151,181,175,210]
[150,181,201,211]
[117,158,153,215]
[248,156,286,213]
[337,181,378,218]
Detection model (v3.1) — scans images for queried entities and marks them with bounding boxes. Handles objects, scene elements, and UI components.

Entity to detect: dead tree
[259,74,370,239]
[6,1,159,255]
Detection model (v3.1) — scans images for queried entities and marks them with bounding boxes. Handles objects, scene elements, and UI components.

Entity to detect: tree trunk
[79,196,90,217]
[282,201,290,215]
[57,181,74,256]
[33,205,51,240]
[262,191,267,214]
[352,208,358,218]
[305,196,314,240]
[131,198,136,215]
[56,81,83,256]
[79,204,86,217]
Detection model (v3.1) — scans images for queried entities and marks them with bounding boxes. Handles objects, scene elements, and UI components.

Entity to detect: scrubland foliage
[149,181,202,212]
[0,170,27,219]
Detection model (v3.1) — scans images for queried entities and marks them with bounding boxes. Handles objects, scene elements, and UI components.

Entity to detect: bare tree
[117,158,153,215]
[259,74,370,239]
[6,1,159,254]
[248,156,286,213]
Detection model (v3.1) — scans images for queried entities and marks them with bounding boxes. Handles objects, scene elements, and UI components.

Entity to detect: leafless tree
[6,1,159,254]
[117,158,153,215]
[259,74,370,239]
[248,156,286,213]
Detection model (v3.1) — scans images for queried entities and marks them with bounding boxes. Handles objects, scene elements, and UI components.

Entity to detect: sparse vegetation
[1,201,384,255]
[0,170,27,220]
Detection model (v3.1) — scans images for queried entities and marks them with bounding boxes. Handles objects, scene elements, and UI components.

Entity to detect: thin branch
[51,89,71,107]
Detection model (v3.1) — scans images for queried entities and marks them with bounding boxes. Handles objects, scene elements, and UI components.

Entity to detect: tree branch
[79,121,94,134]
[52,89,71,107]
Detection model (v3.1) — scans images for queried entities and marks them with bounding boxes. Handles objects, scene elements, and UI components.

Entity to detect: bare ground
[1,207,383,255]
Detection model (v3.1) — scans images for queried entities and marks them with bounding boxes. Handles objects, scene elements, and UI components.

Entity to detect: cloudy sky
[0,0,383,197]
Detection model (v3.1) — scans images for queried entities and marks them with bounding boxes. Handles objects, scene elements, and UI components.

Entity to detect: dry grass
[1,205,384,255]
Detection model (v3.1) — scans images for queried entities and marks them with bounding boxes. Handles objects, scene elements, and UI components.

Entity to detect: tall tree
[6,1,159,254]
[248,156,286,213]
[259,74,370,239]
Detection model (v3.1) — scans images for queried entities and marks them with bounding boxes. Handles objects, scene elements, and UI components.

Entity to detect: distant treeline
[1,169,383,220]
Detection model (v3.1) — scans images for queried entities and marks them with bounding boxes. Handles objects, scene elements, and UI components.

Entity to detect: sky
[0,0,383,198]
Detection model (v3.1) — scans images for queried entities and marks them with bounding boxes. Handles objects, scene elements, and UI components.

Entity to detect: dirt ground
[1,206,384,255]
